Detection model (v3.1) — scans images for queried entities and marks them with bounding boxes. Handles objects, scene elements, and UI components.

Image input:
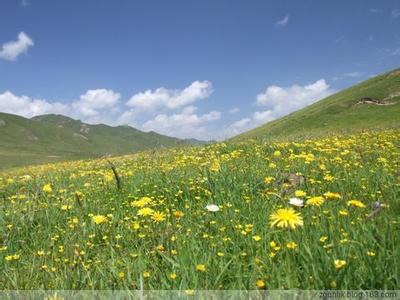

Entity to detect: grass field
[0,129,399,290]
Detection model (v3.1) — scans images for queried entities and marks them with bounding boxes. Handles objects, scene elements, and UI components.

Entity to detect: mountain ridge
[0,112,202,169]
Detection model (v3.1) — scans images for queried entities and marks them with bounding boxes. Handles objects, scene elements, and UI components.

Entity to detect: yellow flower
[323,192,341,199]
[142,271,150,278]
[131,197,152,208]
[334,259,346,269]
[42,183,53,193]
[92,215,107,224]
[306,196,325,206]
[252,235,262,242]
[347,200,366,208]
[118,272,125,279]
[256,279,266,289]
[286,241,298,249]
[339,209,348,216]
[269,208,304,229]
[174,210,184,218]
[196,264,206,272]
[37,250,45,256]
[169,273,177,280]
[61,205,72,211]
[367,251,376,257]
[264,176,274,184]
[131,222,140,230]
[137,207,154,217]
[210,160,221,172]
[152,211,166,222]
[294,190,306,197]
[319,236,328,243]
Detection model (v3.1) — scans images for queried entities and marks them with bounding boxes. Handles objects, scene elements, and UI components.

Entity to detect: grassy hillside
[232,68,400,142]
[0,113,193,169]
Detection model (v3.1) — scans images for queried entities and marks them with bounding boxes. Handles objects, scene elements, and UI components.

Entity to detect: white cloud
[127,80,213,110]
[0,88,121,122]
[228,107,240,114]
[256,79,333,113]
[392,9,400,18]
[72,89,120,117]
[0,32,34,61]
[222,79,334,139]
[142,106,220,140]
[0,81,220,140]
[275,14,289,27]
[0,91,68,118]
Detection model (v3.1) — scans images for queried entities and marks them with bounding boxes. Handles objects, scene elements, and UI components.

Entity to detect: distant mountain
[0,113,198,169]
[232,68,400,142]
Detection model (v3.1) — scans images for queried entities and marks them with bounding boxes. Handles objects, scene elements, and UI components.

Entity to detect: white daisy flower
[205,204,220,212]
[289,197,304,207]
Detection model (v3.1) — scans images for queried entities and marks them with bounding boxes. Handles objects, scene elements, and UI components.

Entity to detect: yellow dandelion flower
[323,192,341,199]
[269,208,304,229]
[174,210,184,218]
[131,197,152,208]
[306,196,325,206]
[142,271,150,278]
[196,264,206,272]
[256,279,266,289]
[294,190,306,197]
[210,160,221,172]
[137,207,154,217]
[131,222,140,230]
[92,215,107,224]
[252,235,262,242]
[42,183,53,193]
[264,176,274,184]
[286,241,298,249]
[152,211,166,222]
[319,236,328,243]
[347,200,366,208]
[169,273,177,280]
[334,259,346,269]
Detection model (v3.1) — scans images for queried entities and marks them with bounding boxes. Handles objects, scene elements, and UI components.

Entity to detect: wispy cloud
[334,72,367,80]
[369,8,383,14]
[275,14,289,27]
[0,32,34,61]
[20,0,30,7]
[334,36,345,44]
[392,9,400,18]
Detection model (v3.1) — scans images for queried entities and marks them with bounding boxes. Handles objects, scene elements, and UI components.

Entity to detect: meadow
[0,129,399,290]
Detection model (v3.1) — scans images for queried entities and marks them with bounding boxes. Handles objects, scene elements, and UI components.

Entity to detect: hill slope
[232,68,400,141]
[0,113,193,169]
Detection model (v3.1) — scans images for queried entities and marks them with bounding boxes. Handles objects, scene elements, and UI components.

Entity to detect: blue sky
[1,0,399,140]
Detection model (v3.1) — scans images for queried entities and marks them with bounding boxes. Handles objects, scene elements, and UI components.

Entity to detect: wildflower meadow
[0,130,399,290]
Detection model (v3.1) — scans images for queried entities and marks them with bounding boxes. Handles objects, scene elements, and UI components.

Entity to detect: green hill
[232,68,400,142]
[0,113,195,169]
